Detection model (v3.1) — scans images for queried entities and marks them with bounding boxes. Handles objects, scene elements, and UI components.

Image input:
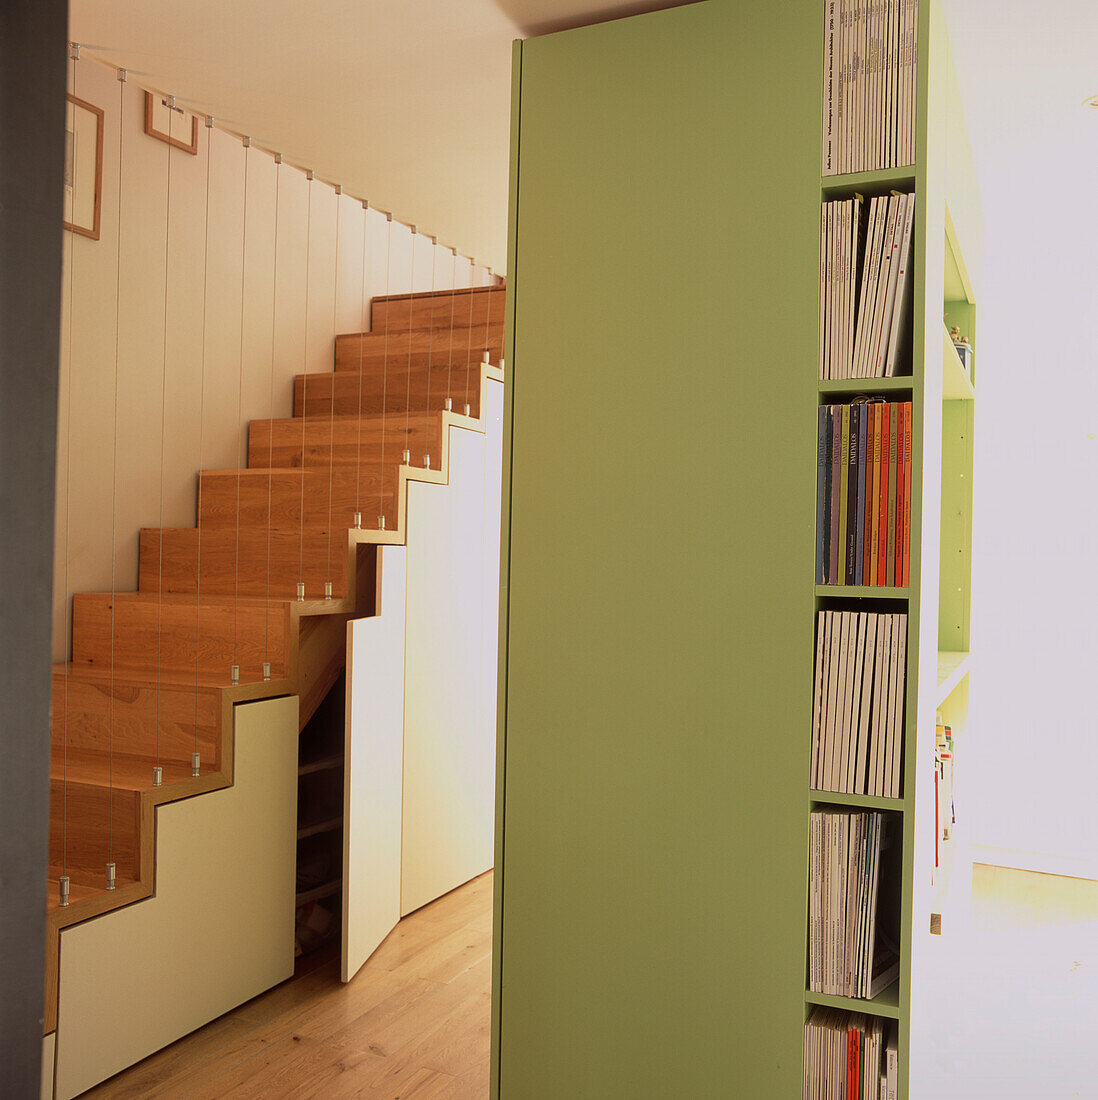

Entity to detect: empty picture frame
[144,91,199,155]
[64,93,104,240]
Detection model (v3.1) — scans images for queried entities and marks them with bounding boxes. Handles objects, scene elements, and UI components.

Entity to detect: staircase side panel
[54,695,298,1100]
[342,546,407,981]
[401,408,499,915]
[40,1033,55,1100]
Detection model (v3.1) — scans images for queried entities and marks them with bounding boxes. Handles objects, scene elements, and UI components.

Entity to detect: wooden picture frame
[64,93,104,240]
[143,91,199,155]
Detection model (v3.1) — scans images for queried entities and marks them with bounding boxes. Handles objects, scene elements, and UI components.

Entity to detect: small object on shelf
[949,325,974,378]
[294,898,336,957]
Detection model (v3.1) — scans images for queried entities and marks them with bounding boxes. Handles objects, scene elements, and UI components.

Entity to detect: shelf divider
[804,982,901,1020]
[810,791,906,812]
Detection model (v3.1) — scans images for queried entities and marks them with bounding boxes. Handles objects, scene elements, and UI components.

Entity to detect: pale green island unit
[494,1,979,1096]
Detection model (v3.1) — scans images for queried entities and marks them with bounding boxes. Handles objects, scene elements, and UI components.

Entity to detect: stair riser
[333,324,503,373]
[295,366,482,420]
[197,468,396,532]
[139,527,350,600]
[71,595,289,680]
[247,416,439,471]
[52,674,220,766]
[48,780,139,882]
[368,286,504,334]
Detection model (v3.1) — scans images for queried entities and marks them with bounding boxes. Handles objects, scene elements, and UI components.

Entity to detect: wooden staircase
[46,283,504,1033]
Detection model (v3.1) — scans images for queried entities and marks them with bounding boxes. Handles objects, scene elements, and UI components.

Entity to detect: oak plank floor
[82,872,493,1099]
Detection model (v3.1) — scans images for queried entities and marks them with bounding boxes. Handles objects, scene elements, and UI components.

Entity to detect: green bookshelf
[495,0,979,1097]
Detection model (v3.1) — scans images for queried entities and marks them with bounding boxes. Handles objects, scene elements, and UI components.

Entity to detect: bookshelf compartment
[811,604,908,800]
[816,397,913,589]
[818,190,917,383]
[807,807,903,1003]
[803,1005,901,1100]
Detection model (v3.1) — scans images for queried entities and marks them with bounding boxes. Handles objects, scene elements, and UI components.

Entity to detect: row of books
[932,719,955,883]
[816,400,911,588]
[812,611,907,798]
[822,0,918,176]
[819,192,915,380]
[804,1009,898,1100]
[808,809,899,998]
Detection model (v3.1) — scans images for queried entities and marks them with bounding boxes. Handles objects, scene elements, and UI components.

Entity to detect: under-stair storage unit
[296,673,346,956]
[495,2,979,1097]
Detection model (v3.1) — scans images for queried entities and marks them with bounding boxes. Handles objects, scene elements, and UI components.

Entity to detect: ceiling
[69,1,698,275]
[69,1,1098,275]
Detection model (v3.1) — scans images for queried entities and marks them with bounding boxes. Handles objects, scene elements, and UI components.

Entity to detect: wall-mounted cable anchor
[230,664,240,685]
[324,581,333,600]
[106,862,116,891]
[59,876,70,907]
[263,662,271,681]
[153,766,162,788]
[191,752,201,777]
[297,582,305,601]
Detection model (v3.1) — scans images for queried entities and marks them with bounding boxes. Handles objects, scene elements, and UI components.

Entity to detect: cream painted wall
[54,55,498,660]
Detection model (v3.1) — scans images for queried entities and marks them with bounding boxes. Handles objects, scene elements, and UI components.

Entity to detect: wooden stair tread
[52,662,230,690]
[50,747,202,791]
[47,865,136,902]
[75,590,294,608]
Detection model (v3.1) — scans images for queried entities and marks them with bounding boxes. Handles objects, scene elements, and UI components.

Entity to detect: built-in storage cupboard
[495,2,979,1097]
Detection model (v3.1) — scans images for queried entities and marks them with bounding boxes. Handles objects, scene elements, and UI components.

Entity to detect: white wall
[55,55,498,659]
[944,1,1098,867]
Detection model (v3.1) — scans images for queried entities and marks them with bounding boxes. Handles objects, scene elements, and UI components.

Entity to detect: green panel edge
[490,35,522,1100]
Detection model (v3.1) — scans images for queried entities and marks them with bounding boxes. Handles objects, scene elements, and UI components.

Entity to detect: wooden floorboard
[81,871,493,1099]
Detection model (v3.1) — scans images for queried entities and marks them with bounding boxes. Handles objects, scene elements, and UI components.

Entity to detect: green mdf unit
[494,0,979,1096]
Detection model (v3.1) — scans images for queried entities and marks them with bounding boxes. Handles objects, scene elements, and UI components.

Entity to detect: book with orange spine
[886,403,898,587]
[877,403,889,585]
[902,400,912,586]
[875,404,884,589]
[894,402,905,584]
